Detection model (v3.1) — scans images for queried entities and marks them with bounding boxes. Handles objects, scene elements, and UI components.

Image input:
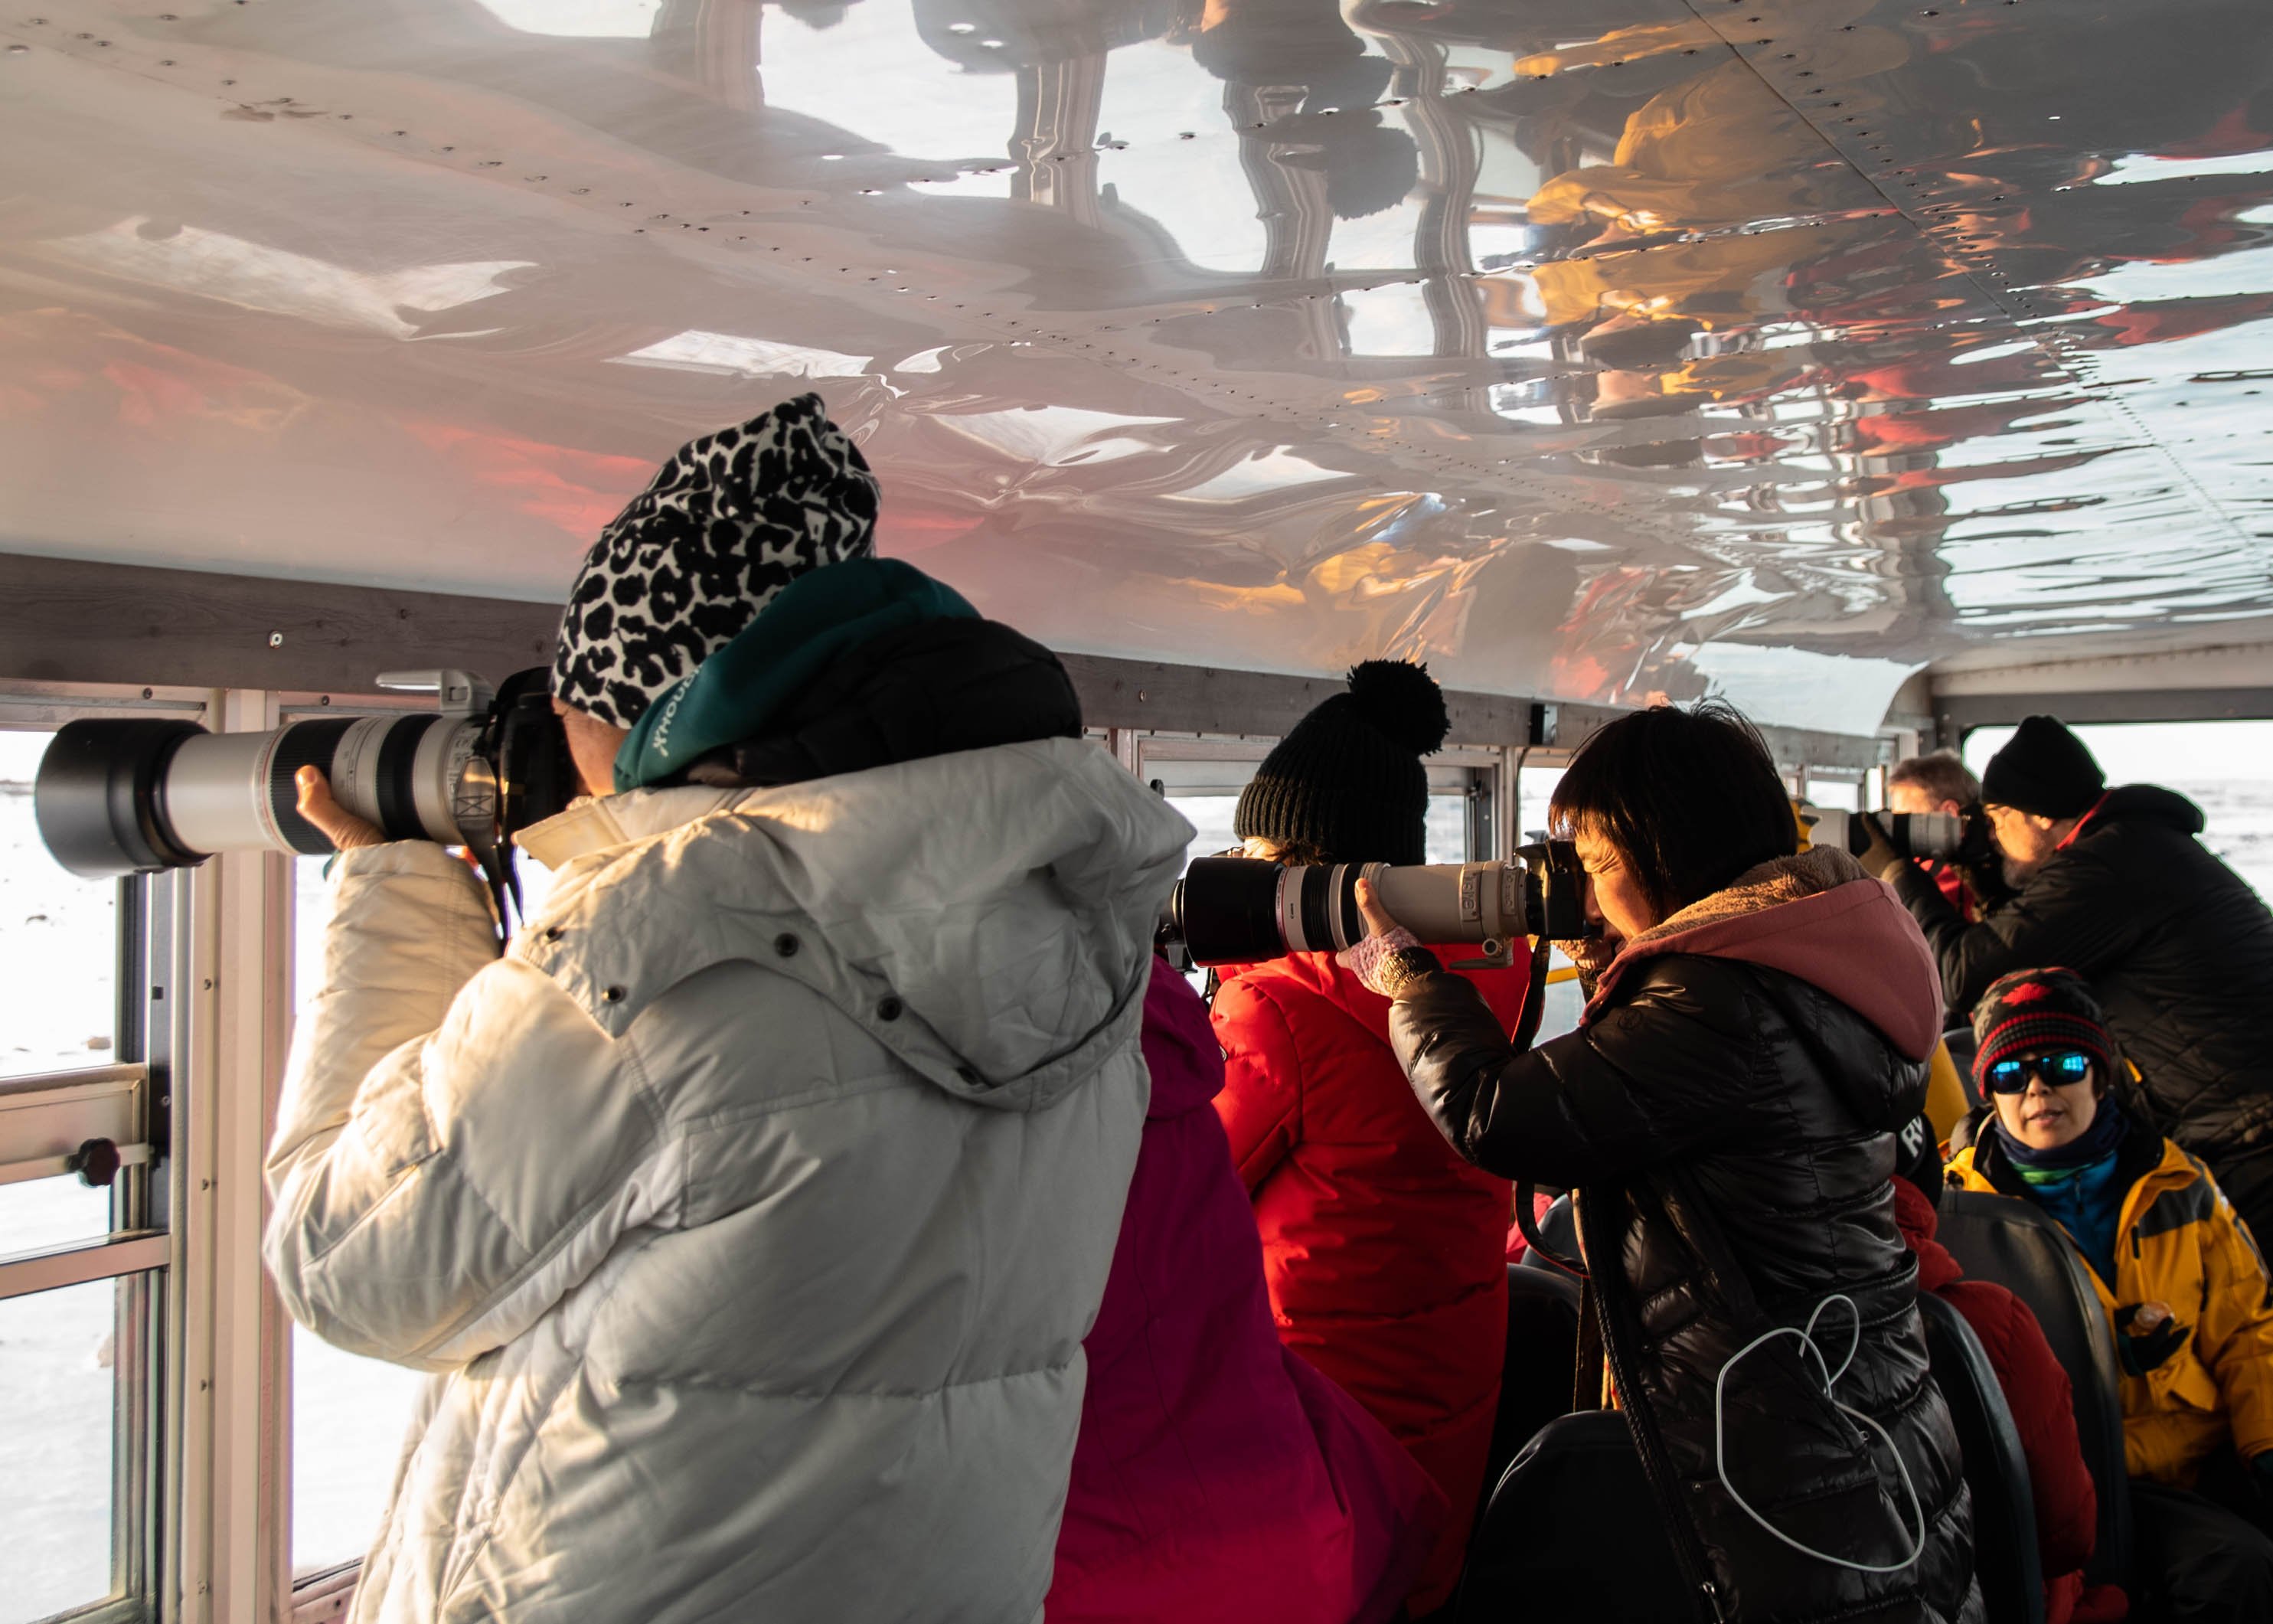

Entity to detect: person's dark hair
[1887,750,1981,811]
[1549,701,1798,917]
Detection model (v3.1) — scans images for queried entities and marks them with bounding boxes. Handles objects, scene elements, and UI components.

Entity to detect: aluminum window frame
[1126,732,1508,864]
[0,683,299,1624]
[0,696,183,1624]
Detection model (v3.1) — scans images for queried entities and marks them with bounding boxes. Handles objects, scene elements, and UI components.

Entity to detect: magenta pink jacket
[1048,961,1445,1623]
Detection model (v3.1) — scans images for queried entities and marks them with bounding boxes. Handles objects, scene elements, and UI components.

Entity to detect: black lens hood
[36,717,210,878]
[1172,856,1288,966]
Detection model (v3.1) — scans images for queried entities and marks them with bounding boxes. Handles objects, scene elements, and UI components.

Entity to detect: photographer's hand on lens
[1347,878,1440,998]
[1855,811,1906,882]
[1354,877,1399,941]
[295,766,387,851]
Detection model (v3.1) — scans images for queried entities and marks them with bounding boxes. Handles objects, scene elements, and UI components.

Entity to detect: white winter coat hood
[519,735,1177,1111]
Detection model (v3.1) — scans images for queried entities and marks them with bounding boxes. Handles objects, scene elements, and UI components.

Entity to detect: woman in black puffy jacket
[1352,703,1980,1624]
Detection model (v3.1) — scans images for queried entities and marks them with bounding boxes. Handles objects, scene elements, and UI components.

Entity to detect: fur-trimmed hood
[1583,846,1946,1061]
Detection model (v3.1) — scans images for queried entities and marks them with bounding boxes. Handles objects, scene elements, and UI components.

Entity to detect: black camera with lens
[1161,840,1591,969]
[1803,805,1966,865]
[36,668,575,907]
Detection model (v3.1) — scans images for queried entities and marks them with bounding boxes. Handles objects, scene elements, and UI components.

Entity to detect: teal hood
[615,557,978,791]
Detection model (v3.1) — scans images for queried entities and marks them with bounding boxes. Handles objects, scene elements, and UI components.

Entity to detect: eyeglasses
[1982,1050,2094,1094]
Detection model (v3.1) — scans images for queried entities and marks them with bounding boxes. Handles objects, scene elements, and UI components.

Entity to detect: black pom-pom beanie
[1234,660,1450,864]
[1982,715,2105,819]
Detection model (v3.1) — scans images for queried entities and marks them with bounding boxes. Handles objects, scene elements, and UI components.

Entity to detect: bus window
[0,730,145,1623]
[0,1279,121,1622]
[0,735,118,1256]
[1513,766,1586,1041]
[1423,795,1470,866]
[289,858,429,1578]
[0,733,116,1080]
[1169,789,1474,871]
[1516,765,1563,851]
[1169,795,1241,871]
[1962,720,2273,903]
[1803,776,1863,813]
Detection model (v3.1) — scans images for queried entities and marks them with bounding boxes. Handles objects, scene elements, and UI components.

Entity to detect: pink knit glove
[1337,926,1430,998]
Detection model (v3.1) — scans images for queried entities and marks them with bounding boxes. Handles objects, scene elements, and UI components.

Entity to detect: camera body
[1161,840,1590,968]
[36,667,573,881]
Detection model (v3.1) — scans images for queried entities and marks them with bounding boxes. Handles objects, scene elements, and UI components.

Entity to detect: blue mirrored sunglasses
[1983,1050,2094,1094]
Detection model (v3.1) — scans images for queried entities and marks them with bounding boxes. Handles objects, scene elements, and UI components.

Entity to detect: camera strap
[1513,933,1553,1050]
[1573,1269,1607,1412]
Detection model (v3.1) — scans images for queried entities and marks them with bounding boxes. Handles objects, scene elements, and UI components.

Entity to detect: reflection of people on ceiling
[1519,9,1896,387]
[1190,0,1419,224]
[914,0,1180,224]
[913,0,1178,70]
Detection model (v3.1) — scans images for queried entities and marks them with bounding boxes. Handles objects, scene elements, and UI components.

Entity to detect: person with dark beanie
[1878,714,2273,1243]
[1210,661,1527,1616]
[1946,969,2273,1624]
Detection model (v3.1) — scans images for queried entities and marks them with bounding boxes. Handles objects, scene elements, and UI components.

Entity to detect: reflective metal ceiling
[3,0,2271,734]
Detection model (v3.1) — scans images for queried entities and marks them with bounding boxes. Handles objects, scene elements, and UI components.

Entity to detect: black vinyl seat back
[1515,1191,1582,1278]
[1480,1264,1582,1520]
[1917,1292,2046,1624]
[1935,1189,2131,1589]
[1943,1024,1983,1110]
[1454,1410,1690,1624]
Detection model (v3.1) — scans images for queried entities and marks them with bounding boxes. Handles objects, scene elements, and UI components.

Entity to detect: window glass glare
[1423,793,1469,864]
[0,1277,120,1622]
[1517,766,1564,848]
[1804,778,1863,813]
[291,1322,428,1574]
[0,1178,113,1260]
[1535,952,1586,1041]
[1167,789,1478,868]
[1169,795,1241,868]
[0,733,116,1078]
[289,858,429,1576]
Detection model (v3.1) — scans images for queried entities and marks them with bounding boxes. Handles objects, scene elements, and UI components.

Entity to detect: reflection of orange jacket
[1948,1128,2273,1490]
[1522,15,1900,331]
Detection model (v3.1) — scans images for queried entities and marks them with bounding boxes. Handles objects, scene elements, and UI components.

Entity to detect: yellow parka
[1947,1121,2273,1489]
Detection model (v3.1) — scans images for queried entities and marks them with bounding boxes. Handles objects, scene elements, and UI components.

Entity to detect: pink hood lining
[1583,848,1946,1062]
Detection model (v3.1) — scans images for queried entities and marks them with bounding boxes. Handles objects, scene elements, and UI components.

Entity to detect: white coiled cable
[1713,1294,1928,1575]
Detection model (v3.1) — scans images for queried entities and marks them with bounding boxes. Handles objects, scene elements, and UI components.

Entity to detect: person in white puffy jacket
[266,395,1190,1624]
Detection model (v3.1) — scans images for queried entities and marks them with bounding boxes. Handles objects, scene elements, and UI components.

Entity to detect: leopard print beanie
[552,394,880,727]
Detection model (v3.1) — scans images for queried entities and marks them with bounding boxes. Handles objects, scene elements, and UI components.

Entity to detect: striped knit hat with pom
[1971,967,2116,1083]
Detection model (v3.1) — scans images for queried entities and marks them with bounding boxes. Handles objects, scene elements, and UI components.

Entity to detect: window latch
[67,1138,122,1188]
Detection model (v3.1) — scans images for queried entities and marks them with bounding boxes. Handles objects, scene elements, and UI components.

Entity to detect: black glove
[2116,1302,2192,1376]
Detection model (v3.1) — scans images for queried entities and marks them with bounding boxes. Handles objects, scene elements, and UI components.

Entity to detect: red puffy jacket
[1894,1175,2129,1624]
[1051,962,1445,1622]
[1213,949,1526,1615]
